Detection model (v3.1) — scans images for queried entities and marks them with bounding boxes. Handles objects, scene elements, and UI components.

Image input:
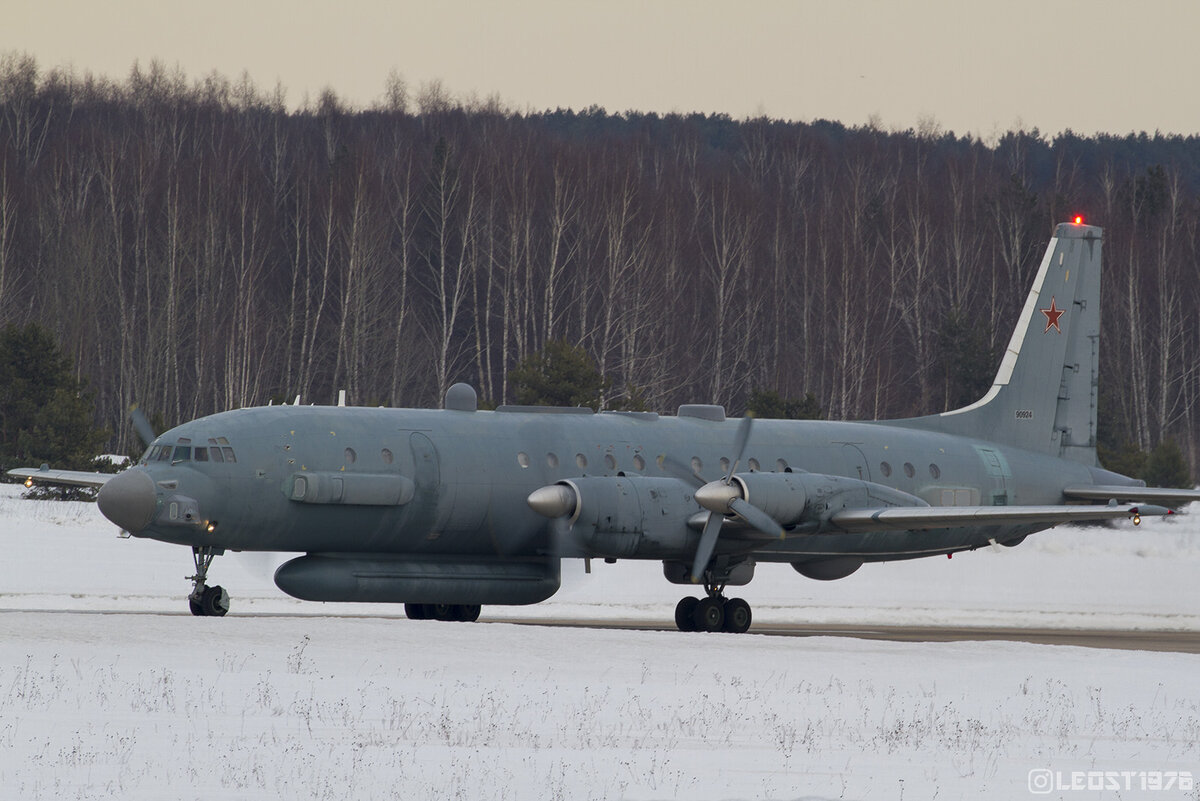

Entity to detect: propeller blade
[726,415,753,481]
[129,405,157,447]
[690,511,724,582]
[729,497,785,539]
[550,515,587,558]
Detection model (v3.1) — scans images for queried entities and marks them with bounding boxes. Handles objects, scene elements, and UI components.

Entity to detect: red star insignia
[1041,296,1064,333]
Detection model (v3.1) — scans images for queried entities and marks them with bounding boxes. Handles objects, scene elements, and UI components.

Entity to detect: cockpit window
[195,437,236,463]
[156,447,171,462]
[172,446,191,462]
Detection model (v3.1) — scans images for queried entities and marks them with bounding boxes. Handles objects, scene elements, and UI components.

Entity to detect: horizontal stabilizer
[830,503,1161,533]
[7,467,116,488]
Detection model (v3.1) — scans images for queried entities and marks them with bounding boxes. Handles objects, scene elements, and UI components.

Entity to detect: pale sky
[8,0,1200,137]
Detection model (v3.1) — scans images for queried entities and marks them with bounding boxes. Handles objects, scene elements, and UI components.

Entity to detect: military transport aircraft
[12,220,1200,632]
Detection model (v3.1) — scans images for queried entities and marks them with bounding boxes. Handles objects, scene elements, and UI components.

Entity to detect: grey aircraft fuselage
[132,402,1111,563]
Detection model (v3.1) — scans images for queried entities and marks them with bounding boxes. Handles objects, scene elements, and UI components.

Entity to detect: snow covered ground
[2,483,1199,800]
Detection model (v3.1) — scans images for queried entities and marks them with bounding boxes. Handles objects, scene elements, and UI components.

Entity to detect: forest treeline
[2,55,1200,468]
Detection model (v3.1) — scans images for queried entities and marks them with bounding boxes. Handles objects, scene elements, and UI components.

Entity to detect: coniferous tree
[0,323,110,471]
[937,308,997,410]
[1143,438,1192,489]
[509,339,608,409]
[746,388,824,420]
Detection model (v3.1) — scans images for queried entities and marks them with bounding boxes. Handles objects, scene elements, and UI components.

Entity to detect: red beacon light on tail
[1073,215,1085,225]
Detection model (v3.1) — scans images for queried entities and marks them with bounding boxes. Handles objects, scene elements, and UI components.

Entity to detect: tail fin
[904,221,1102,464]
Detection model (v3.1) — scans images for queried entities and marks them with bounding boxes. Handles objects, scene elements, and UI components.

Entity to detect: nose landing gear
[187,546,229,617]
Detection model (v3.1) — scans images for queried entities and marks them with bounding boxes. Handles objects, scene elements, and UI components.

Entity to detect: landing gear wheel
[456,604,482,622]
[422,603,481,622]
[722,597,752,633]
[675,597,699,631]
[201,585,229,617]
[693,597,725,632]
[186,546,228,617]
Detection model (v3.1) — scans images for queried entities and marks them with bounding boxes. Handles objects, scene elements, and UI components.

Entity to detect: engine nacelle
[791,557,864,581]
[663,559,755,586]
[727,471,925,530]
[541,476,698,558]
[729,471,809,526]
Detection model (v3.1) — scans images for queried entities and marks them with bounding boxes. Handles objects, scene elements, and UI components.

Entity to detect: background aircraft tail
[901,221,1102,464]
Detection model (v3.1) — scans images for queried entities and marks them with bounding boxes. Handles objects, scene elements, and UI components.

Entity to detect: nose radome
[97,469,157,534]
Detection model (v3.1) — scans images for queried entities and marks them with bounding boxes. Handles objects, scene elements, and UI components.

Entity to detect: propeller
[662,416,784,582]
[129,405,157,448]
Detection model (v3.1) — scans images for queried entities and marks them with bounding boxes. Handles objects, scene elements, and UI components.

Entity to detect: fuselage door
[407,431,442,537]
[973,446,1011,505]
[840,444,871,482]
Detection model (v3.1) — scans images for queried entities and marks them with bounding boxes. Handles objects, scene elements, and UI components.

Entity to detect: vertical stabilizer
[902,222,1102,463]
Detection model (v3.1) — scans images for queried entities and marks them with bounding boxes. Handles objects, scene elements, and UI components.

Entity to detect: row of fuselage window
[145,439,237,465]
[514,450,943,482]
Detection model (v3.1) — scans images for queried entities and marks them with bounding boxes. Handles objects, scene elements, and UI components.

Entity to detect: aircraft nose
[97,469,157,534]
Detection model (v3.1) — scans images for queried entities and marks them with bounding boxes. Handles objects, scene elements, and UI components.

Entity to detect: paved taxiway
[500,617,1200,653]
[4,608,1198,653]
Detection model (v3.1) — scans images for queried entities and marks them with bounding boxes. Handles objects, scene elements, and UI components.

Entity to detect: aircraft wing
[829,503,1161,533]
[1062,485,1200,506]
[7,466,117,488]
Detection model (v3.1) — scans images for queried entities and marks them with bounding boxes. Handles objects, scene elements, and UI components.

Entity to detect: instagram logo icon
[1029,769,1054,794]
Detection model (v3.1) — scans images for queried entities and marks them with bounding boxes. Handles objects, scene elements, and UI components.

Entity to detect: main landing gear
[187,546,229,617]
[674,580,752,634]
[404,603,482,622]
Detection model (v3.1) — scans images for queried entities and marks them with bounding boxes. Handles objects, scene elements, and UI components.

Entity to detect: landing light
[23,477,32,488]
[206,521,218,533]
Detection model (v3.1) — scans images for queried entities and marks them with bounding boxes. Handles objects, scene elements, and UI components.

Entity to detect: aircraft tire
[722,598,752,633]
[693,597,725,632]
[189,597,204,616]
[457,604,482,622]
[674,597,699,632]
[404,603,428,620]
[201,585,229,617]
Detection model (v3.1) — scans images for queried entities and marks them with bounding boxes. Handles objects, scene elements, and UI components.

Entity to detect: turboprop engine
[526,475,699,558]
[694,470,926,532]
[528,469,927,562]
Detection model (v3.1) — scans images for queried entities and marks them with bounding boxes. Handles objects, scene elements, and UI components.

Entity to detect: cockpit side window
[221,447,237,463]
[156,447,171,462]
[172,446,191,462]
[194,447,209,462]
[210,446,224,463]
